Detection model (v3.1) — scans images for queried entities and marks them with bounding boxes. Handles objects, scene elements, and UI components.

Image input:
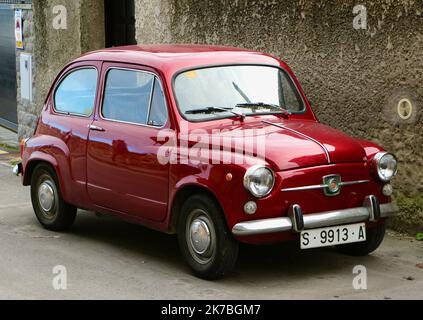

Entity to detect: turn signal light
[19,138,28,158]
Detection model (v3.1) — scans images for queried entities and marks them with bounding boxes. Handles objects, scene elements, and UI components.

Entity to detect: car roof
[74,44,285,75]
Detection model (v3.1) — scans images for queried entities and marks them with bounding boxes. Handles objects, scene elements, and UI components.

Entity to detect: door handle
[88,124,105,132]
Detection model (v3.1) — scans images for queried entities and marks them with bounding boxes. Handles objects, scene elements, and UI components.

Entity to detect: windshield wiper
[235,102,290,118]
[185,107,245,120]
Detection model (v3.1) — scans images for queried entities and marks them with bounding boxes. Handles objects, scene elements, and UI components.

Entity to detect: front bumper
[232,195,398,236]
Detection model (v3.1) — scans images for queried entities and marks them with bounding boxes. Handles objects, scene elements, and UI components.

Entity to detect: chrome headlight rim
[243,165,275,198]
[372,151,398,182]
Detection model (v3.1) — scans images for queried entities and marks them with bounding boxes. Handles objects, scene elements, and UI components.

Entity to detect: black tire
[30,163,76,231]
[336,223,386,256]
[177,194,239,280]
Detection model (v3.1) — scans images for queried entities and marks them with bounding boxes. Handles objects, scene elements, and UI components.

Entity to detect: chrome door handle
[88,124,105,131]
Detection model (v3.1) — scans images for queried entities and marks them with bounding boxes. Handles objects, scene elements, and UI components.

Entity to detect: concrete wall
[135,0,422,232]
[18,0,104,139]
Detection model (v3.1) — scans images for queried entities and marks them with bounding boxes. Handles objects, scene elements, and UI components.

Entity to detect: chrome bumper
[12,163,22,176]
[232,195,399,236]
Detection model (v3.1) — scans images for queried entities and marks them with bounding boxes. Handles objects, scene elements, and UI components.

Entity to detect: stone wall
[135,0,423,232]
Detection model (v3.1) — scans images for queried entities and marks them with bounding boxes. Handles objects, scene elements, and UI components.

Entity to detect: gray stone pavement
[0,161,421,299]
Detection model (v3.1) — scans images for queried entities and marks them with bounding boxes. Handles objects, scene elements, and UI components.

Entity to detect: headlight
[373,152,398,182]
[243,165,275,198]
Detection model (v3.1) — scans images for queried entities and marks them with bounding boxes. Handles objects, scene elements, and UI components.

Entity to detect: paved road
[0,161,421,299]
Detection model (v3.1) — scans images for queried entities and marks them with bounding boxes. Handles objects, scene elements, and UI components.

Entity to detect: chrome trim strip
[232,202,398,236]
[339,180,370,186]
[262,120,331,163]
[281,179,369,192]
[282,184,328,192]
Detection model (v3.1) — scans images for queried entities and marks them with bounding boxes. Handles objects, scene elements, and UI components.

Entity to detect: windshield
[174,65,304,121]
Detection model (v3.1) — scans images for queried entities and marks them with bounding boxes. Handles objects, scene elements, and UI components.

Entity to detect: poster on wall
[15,9,24,50]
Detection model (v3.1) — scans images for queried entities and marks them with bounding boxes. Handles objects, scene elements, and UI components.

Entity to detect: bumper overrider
[232,195,398,236]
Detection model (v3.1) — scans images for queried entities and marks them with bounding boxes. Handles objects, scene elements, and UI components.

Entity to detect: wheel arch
[22,154,69,204]
[169,184,225,234]
[23,155,59,185]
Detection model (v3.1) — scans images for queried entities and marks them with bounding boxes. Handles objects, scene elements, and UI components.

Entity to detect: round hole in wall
[397,98,413,120]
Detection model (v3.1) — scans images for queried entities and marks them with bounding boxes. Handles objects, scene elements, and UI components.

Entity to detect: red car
[15,45,398,279]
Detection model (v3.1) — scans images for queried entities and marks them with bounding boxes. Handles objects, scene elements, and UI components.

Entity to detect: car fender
[23,135,71,202]
[167,162,261,230]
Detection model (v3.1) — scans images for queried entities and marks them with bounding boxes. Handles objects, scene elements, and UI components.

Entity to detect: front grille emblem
[323,174,341,196]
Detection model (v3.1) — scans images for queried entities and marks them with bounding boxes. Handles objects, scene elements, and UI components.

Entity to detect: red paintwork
[21,45,391,244]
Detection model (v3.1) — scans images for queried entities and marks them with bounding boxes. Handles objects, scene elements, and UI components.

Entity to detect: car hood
[186,119,367,170]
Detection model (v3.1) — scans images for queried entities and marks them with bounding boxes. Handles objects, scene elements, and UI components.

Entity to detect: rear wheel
[336,223,385,256]
[30,163,76,231]
[177,194,239,280]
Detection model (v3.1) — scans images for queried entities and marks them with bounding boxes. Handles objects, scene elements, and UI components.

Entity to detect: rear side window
[102,68,167,127]
[54,68,97,116]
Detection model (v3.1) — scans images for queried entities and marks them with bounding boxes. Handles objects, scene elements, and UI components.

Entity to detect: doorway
[104,0,136,47]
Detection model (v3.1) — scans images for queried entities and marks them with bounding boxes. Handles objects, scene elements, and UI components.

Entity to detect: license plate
[300,223,366,249]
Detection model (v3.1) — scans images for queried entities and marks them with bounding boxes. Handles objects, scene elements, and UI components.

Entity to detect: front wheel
[30,163,77,231]
[177,194,239,280]
[336,223,386,256]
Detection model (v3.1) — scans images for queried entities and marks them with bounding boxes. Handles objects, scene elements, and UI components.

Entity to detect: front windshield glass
[174,65,304,121]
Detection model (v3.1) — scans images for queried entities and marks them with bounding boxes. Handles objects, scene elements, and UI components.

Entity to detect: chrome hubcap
[186,209,216,264]
[189,218,211,255]
[38,181,55,212]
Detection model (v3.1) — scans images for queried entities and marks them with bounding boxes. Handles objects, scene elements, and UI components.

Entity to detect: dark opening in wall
[104,0,136,47]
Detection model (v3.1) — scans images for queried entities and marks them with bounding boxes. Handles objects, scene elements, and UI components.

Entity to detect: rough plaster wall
[19,0,104,139]
[135,0,173,43]
[136,0,423,231]
[80,0,105,53]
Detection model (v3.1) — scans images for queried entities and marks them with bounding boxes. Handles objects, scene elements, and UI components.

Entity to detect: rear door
[86,63,170,222]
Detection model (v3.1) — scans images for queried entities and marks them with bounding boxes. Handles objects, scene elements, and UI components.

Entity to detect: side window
[102,69,154,124]
[54,68,97,116]
[148,80,168,127]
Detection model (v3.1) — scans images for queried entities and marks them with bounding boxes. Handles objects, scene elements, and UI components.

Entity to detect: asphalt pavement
[0,160,421,299]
